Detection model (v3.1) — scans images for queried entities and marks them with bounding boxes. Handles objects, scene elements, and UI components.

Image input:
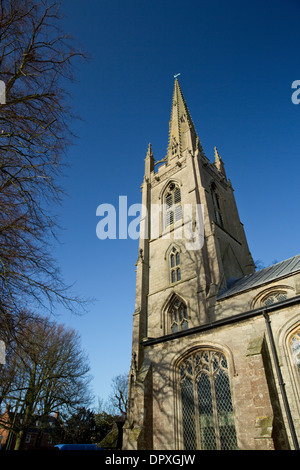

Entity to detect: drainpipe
[263,310,299,450]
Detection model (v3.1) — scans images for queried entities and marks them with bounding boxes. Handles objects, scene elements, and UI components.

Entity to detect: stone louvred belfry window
[211,182,224,228]
[164,183,182,228]
[170,246,181,284]
[179,350,238,450]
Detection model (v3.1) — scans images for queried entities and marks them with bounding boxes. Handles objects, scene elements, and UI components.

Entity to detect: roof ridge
[217,254,300,300]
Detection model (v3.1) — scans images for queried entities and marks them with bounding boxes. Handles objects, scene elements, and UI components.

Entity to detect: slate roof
[217,254,300,300]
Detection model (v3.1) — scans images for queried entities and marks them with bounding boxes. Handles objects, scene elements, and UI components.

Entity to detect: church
[122,78,300,451]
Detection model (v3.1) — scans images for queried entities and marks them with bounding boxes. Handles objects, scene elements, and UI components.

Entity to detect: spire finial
[174,73,181,79]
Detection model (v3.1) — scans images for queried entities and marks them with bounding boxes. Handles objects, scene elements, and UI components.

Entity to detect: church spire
[166,77,199,161]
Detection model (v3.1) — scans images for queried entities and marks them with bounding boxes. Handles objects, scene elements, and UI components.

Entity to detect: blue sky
[52,0,300,407]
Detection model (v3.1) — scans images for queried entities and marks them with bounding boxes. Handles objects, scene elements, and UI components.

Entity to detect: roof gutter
[142,295,300,347]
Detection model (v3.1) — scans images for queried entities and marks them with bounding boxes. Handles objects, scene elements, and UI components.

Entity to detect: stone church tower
[122,79,300,451]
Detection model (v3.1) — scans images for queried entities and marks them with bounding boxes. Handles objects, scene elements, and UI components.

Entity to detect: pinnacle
[146,142,153,156]
[144,142,154,177]
[214,146,226,178]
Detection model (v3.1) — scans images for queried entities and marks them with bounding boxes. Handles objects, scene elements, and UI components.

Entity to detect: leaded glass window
[179,350,238,450]
[169,296,188,333]
[165,183,182,228]
[263,292,287,306]
[290,331,300,380]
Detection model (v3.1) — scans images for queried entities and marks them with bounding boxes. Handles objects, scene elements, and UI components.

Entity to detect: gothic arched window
[169,296,188,333]
[211,182,224,228]
[170,246,181,283]
[179,349,238,450]
[290,330,300,381]
[164,183,182,228]
[262,291,287,307]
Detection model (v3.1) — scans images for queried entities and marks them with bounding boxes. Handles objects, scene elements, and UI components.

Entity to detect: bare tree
[0,0,86,323]
[0,312,93,450]
[109,373,128,417]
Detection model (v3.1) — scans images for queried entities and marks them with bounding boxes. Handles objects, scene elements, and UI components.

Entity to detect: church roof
[217,254,300,300]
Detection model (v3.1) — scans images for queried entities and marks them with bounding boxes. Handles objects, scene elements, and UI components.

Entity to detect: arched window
[290,330,300,381]
[211,182,224,228]
[251,287,292,310]
[179,349,238,450]
[168,296,188,333]
[170,246,181,283]
[164,183,182,228]
[263,291,287,306]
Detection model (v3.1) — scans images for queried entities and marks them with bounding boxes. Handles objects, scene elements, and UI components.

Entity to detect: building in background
[122,79,300,451]
[0,404,61,450]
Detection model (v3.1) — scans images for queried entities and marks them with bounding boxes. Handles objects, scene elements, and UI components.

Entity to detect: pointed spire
[214,146,227,179]
[166,77,200,161]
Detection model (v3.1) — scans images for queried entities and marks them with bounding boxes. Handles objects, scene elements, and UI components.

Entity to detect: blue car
[54,444,98,450]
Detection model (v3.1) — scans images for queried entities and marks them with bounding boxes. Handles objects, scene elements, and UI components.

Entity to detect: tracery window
[165,183,182,228]
[263,291,287,306]
[179,350,238,450]
[290,330,300,380]
[170,247,181,283]
[169,296,188,333]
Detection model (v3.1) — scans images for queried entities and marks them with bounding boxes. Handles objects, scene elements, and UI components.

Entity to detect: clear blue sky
[52,0,300,407]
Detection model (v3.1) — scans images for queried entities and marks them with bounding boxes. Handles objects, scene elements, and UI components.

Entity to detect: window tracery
[290,330,300,380]
[262,291,287,306]
[179,349,238,450]
[168,296,188,333]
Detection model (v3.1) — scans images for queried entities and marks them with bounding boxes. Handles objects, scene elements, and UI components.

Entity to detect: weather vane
[174,73,181,78]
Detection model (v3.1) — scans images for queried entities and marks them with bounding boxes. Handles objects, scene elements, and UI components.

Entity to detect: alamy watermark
[0,340,5,364]
[96,197,205,250]
[291,80,300,104]
[0,80,6,104]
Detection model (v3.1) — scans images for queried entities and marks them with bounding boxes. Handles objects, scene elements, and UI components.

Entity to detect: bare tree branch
[0,0,88,320]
